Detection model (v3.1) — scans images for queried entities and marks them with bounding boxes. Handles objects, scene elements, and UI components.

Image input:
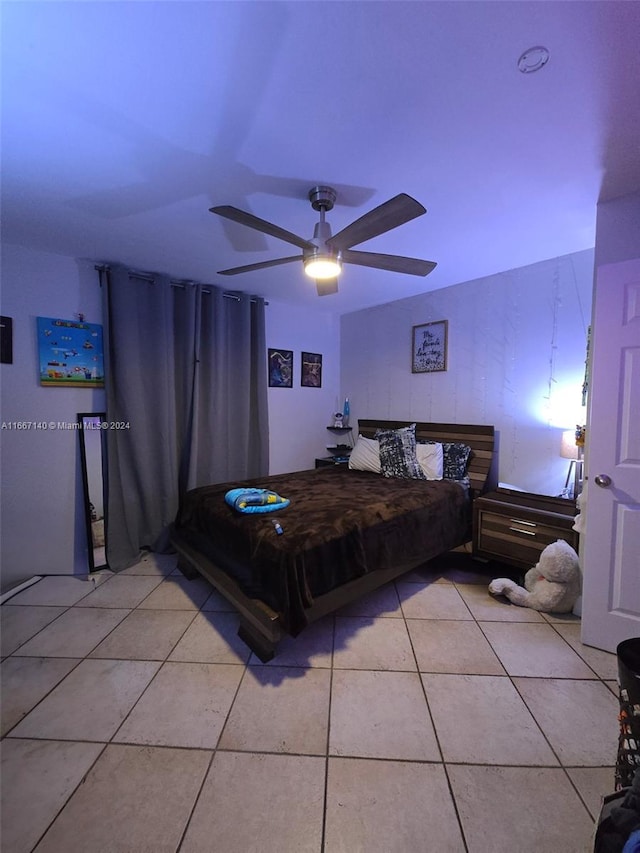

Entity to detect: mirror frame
[77,412,107,572]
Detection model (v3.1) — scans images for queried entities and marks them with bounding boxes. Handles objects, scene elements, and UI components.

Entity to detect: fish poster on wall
[37,317,105,387]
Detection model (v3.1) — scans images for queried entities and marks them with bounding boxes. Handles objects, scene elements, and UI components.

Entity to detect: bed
[171,419,495,660]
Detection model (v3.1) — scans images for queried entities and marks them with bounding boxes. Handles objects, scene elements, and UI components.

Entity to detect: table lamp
[561,427,584,499]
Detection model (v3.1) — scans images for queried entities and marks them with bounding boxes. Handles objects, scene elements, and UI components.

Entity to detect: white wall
[1,245,106,591]
[265,300,341,474]
[341,249,594,497]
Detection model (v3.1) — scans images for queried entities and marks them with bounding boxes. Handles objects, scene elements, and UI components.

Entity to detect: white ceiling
[2,1,639,315]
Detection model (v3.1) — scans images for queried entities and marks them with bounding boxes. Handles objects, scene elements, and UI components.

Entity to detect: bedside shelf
[317,426,354,468]
[473,488,579,570]
[315,456,350,468]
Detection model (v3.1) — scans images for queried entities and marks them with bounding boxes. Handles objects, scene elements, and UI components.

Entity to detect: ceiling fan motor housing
[308,186,337,212]
[307,187,339,265]
[304,219,341,268]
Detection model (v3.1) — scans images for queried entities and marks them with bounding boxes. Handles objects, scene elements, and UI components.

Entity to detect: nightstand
[473,488,579,570]
[315,456,350,468]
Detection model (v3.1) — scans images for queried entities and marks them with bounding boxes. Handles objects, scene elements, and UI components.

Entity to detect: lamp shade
[560,429,579,460]
[304,255,341,280]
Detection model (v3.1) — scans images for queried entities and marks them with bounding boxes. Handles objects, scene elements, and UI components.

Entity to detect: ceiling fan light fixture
[304,255,341,280]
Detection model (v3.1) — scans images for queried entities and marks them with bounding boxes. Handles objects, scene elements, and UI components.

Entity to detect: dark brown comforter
[175,466,470,634]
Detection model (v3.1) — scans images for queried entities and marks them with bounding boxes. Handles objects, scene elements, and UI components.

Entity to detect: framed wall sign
[412,320,448,373]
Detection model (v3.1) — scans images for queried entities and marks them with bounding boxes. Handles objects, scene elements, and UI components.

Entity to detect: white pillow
[416,442,444,480]
[348,435,381,474]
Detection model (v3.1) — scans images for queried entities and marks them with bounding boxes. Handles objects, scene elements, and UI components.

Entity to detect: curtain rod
[94,264,267,304]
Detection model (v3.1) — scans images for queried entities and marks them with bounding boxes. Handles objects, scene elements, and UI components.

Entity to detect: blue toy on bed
[224,488,290,514]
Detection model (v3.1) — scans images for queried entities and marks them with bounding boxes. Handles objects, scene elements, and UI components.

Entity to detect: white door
[581,258,640,653]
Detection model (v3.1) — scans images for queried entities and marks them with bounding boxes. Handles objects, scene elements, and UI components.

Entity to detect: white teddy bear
[488,539,581,613]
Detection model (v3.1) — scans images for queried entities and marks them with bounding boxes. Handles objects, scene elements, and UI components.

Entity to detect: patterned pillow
[442,443,472,480]
[374,424,426,480]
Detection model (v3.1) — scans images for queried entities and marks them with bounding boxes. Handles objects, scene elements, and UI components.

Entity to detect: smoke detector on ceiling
[517,46,550,74]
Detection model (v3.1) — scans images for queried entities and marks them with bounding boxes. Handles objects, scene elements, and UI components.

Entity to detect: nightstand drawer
[473,489,579,569]
[476,509,576,565]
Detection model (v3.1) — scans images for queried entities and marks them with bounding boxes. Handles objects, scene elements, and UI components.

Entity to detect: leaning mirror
[78,412,107,571]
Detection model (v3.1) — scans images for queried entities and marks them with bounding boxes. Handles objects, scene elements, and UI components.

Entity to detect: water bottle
[342,397,350,427]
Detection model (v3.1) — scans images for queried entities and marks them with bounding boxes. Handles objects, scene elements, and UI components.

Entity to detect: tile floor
[1,551,621,853]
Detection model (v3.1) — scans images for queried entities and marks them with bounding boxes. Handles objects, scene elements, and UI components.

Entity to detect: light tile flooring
[1,552,620,853]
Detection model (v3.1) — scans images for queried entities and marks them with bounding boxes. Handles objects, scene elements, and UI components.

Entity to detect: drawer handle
[509,527,536,536]
[509,518,536,527]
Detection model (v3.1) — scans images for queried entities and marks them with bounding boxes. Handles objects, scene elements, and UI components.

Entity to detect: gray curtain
[99,266,269,570]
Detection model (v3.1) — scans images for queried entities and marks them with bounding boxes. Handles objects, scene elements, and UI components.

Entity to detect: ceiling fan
[210,186,437,296]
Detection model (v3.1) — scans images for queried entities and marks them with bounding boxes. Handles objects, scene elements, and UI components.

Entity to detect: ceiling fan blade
[342,249,437,277]
[327,194,426,250]
[315,278,339,297]
[217,255,303,276]
[210,205,314,250]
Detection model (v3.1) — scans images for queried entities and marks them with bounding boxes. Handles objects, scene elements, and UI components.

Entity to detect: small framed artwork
[37,317,105,387]
[301,351,322,387]
[268,348,293,388]
[412,320,448,373]
[0,316,13,364]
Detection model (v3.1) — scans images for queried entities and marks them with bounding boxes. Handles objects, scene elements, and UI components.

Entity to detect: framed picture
[412,320,448,373]
[301,351,322,387]
[37,317,105,387]
[268,348,293,388]
[0,316,13,364]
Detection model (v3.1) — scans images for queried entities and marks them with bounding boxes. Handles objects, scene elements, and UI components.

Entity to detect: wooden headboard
[357,419,496,497]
